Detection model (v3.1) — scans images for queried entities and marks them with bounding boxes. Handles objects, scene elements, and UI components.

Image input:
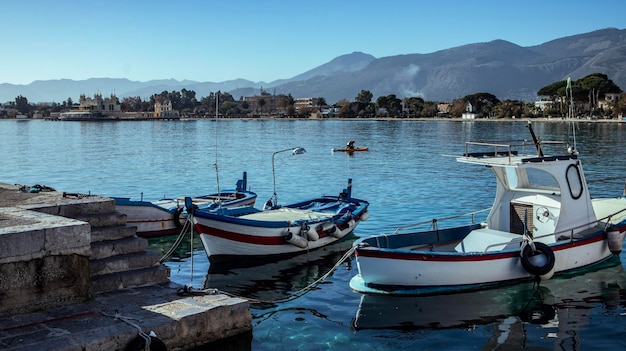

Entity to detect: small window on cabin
[566,164,583,199]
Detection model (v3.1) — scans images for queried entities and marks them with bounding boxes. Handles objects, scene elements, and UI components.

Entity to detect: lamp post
[271,147,306,208]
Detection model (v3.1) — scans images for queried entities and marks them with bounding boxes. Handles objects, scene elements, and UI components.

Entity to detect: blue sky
[2,0,624,85]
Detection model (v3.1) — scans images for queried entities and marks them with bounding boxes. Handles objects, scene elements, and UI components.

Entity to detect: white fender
[359,211,370,221]
[327,225,341,238]
[319,222,335,232]
[607,228,623,255]
[306,227,319,241]
[285,231,308,248]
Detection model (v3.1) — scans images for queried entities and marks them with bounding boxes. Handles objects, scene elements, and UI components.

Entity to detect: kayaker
[346,140,355,150]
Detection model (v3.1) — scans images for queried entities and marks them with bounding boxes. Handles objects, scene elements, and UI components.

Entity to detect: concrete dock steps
[77,208,170,295]
[91,224,137,241]
[1,184,253,349]
[91,265,171,295]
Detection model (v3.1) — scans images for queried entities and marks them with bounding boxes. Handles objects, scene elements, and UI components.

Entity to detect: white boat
[350,122,626,295]
[113,172,256,238]
[187,179,369,263]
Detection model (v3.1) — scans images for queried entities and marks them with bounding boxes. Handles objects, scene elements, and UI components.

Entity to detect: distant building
[534,100,554,111]
[154,100,180,118]
[294,98,320,112]
[437,103,450,114]
[78,93,121,114]
[462,101,477,119]
[598,92,622,110]
[56,93,154,120]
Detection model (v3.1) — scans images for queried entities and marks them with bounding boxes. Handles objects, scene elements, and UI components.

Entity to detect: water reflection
[353,257,626,348]
[201,237,356,309]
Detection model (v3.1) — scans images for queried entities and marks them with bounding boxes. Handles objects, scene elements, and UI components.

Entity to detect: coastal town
[1,73,625,121]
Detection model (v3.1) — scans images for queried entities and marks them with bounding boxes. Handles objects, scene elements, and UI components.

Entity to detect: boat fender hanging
[520,242,555,280]
[173,207,185,229]
[327,225,341,238]
[347,219,356,229]
[606,226,623,255]
[124,333,168,351]
[359,210,370,221]
[319,222,335,232]
[302,223,319,241]
[306,229,319,241]
[285,230,308,248]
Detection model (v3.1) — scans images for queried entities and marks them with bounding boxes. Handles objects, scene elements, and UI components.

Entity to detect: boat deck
[592,198,626,224]
[240,208,333,222]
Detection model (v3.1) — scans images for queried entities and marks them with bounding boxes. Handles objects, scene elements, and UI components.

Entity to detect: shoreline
[4,116,625,123]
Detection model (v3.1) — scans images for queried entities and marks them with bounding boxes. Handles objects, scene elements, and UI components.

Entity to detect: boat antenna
[526,121,543,157]
[566,77,578,155]
[214,91,221,205]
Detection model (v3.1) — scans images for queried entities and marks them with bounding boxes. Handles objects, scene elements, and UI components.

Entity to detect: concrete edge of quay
[0,182,252,350]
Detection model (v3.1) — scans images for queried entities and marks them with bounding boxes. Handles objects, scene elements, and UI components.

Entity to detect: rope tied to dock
[102,310,166,351]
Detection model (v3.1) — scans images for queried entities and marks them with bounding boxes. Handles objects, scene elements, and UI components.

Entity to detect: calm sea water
[2,119,626,350]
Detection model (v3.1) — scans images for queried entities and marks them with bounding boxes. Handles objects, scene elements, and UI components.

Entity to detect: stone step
[90,237,148,260]
[89,251,162,277]
[74,211,127,228]
[90,265,171,295]
[23,195,116,218]
[57,196,117,217]
[91,224,137,242]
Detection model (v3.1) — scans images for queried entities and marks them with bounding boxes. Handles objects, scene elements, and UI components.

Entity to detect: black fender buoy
[606,225,623,255]
[173,207,184,229]
[124,334,167,351]
[520,242,555,278]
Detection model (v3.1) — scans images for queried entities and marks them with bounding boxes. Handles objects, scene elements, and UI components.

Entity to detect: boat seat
[455,228,524,253]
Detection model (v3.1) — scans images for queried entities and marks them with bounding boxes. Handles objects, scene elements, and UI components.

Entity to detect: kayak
[332,147,369,152]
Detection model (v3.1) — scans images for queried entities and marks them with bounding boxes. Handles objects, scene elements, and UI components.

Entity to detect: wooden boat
[350,123,626,295]
[187,179,369,263]
[332,147,369,153]
[113,172,257,238]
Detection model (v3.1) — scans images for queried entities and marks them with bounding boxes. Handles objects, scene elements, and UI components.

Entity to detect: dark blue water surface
[2,119,626,350]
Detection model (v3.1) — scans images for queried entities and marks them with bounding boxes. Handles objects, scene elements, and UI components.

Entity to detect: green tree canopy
[537,73,622,99]
[355,90,373,104]
[15,95,30,114]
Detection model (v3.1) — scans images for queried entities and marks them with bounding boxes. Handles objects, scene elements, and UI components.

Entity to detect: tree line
[2,72,625,119]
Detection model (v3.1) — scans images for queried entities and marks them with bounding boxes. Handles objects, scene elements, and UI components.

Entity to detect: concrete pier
[0,183,252,350]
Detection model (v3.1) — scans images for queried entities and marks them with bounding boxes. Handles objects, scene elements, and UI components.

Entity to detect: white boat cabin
[455,139,597,252]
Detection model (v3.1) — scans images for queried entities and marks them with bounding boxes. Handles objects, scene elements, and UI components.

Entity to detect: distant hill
[1,28,625,104]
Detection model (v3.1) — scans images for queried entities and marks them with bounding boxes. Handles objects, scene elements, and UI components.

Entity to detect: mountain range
[2,28,625,104]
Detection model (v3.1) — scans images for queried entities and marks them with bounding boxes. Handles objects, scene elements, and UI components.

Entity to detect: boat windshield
[508,167,559,192]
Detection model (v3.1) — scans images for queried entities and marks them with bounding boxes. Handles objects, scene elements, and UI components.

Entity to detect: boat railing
[391,207,491,235]
[464,139,571,164]
[481,207,626,253]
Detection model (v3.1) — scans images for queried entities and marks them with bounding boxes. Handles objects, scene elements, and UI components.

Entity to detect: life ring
[124,334,167,351]
[520,242,555,277]
[173,207,184,229]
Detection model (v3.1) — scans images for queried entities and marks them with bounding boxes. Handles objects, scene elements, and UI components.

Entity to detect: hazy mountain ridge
[2,28,625,104]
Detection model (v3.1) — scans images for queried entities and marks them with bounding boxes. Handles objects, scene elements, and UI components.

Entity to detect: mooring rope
[102,310,154,350]
[159,214,193,263]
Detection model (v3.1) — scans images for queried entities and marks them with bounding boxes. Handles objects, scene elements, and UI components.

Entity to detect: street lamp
[271,147,306,208]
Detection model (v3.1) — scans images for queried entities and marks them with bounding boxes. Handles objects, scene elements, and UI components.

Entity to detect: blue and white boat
[350,123,626,295]
[188,179,369,263]
[113,172,257,238]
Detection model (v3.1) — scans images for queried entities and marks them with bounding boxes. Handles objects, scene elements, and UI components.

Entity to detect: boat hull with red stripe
[191,181,369,263]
